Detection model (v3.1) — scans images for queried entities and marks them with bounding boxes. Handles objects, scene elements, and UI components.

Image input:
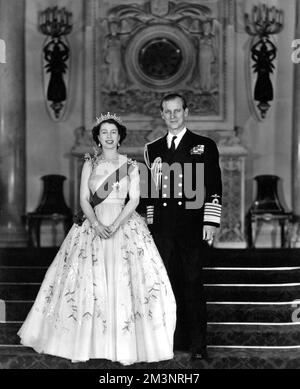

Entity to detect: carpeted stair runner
[1,248,300,369]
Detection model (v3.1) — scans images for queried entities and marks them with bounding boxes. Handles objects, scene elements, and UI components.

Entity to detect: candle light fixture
[244,4,283,119]
[38,7,73,121]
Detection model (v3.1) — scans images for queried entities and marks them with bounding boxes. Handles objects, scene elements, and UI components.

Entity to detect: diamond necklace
[97,153,120,164]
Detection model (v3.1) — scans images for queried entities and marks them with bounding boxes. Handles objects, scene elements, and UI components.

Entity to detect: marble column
[0,0,27,246]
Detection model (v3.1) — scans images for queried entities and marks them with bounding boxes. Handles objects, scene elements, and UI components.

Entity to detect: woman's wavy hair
[92,118,127,146]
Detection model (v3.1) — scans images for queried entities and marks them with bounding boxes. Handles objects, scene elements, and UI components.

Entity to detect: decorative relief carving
[218,126,245,147]
[101,90,220,117]
[150,0,169,16]
[103,27,125,91]
[144,118,167,141]
[97,0,227,119]
[218,156,246,243]
[121,130,150,147]
[197,21,218,92]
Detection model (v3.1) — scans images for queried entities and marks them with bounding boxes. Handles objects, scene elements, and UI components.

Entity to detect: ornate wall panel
[83,0,235,131]
[218,152,247,247]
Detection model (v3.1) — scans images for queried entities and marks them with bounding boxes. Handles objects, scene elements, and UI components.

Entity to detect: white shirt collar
[167,127,187,149]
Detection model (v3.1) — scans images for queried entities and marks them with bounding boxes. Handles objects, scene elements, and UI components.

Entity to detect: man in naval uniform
[144,93,222,359]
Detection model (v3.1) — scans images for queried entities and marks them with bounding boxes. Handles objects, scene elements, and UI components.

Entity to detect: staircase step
[203,268,300,284]
[207,302,298,323]
[0,248,58,266]
[204,248,300,267]
[4,301,34,322]
[3,300,298,323]
[0,322,21,345]
[2,267,299,285]
[2,321,300,347]
[1,283,300,302]
[1,267,300,285]
[205,284,300,302]
[1,248,300,268]
[0,267,47,283]
[0,284,40,300]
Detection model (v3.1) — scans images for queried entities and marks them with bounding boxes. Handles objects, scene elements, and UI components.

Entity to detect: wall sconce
[244,4,283,119]
[38,7,72,121]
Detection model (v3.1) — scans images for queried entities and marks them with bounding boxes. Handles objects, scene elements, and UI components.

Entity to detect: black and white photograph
[0,0,300,378]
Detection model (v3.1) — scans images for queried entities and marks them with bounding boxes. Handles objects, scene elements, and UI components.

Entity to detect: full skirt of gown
[18,200,176,365]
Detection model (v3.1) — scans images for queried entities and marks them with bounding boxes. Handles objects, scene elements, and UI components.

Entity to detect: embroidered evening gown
[18,155,176,365]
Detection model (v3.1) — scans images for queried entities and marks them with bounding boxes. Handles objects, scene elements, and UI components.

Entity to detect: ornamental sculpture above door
[84,0,235,132]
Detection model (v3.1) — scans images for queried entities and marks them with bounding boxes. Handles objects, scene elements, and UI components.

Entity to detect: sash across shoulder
[90,161,129,208]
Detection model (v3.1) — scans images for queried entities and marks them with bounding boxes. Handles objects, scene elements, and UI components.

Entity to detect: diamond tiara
[95,112,122,126]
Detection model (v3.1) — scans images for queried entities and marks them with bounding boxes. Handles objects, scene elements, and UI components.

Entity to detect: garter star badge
[190,145,205,155]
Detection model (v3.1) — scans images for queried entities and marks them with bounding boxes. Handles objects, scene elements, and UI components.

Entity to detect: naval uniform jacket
[144,129,222,245]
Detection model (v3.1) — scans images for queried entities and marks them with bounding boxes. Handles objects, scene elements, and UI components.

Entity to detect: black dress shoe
[190,349,208,360]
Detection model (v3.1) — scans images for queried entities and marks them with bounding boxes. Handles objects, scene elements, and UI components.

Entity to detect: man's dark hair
[159,93,187,111]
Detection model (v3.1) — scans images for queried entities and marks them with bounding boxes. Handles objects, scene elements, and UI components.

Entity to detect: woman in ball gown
[18,113,176,365]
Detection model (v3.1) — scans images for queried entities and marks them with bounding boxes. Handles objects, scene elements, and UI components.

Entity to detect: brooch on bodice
[127,158,138,168]
[84,151,100,169]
